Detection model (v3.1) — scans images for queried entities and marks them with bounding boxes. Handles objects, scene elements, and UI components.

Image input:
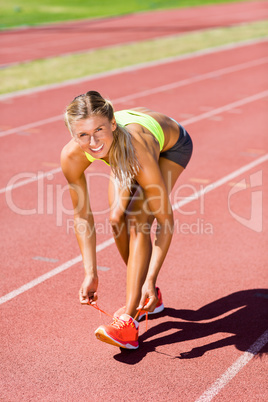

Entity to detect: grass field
[0,0,248,29]
[1,20,267,95]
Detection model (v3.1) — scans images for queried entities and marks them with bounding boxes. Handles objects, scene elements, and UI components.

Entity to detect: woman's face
[72,115,116,158]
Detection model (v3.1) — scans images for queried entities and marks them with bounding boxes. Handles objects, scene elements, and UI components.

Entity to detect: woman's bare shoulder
[61,139,90,181]
[61,139,88,159]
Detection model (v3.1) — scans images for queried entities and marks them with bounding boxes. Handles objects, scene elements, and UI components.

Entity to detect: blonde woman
[61,91,193,349]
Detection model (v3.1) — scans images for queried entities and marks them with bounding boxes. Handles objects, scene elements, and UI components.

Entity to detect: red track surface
[1,3,268,401]
[0,1,268,66]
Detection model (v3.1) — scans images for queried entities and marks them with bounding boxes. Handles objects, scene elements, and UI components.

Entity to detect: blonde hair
[64,91,140,189]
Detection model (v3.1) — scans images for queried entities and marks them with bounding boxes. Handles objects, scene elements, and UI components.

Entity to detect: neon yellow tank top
[84,110,165,165]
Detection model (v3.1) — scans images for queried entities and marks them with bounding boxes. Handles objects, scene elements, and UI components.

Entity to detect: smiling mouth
[89,144,104,153]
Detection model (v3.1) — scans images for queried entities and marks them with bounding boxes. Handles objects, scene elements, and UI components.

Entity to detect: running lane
[0,42,267,400]
[0,1,267,66]
[0,40,267,291]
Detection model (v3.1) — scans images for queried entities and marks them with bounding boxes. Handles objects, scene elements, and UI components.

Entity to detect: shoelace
[110,318,134,329]
[89,302,148,331]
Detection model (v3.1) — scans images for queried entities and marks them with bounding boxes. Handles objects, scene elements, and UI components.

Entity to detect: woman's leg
[108,172,135,265]
[125,186,153,315]
[125,159,185,318]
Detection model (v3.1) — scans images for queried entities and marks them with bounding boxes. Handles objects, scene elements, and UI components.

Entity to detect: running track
[1,0,268,66]
[1,7,268,402]
[0,37,267,400]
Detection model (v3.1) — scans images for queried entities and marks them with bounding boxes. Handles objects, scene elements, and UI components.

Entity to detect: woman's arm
[135,148,174,311]
[61,141,98,304]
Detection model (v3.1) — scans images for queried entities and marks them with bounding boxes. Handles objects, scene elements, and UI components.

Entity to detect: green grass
[0,0,249,29]
[1,20,267,95]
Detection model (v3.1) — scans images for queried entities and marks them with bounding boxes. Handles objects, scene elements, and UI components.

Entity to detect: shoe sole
[95,328,139,350]
[139,302,164,320]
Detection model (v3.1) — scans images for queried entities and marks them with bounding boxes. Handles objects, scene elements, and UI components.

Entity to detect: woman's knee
[126,208,154,237]
[109,208,125,229]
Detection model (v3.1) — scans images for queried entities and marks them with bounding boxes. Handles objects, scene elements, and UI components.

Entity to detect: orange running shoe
[113,287,164,321]
[95,314,139,349]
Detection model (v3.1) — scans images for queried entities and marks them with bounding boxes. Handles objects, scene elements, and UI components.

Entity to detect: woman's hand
[79,274,98,305]
[137,282,158,313]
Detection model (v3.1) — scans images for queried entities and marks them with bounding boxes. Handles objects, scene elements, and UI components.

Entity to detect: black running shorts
[160,123,193,168]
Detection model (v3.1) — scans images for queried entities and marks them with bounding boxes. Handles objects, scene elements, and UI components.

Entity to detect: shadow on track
[113,288,268,364]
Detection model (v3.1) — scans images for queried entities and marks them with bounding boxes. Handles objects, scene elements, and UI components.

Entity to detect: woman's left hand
[137,283,158,312]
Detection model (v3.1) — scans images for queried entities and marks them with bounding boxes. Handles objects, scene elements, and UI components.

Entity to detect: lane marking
[32,256,59,263]
[0,153,267,306]
[0,37,267,101]
[0,167,62,194]
[1,90,267,195]
[97,266,110,272]
[172,153,268,211]
[0,56,267,138]
[189,178,211,184]
[0,115,64,138]
[2,16,266,69]
[247,148,266,154]
[227,108,242,114]
[208,115,223,121]
[0,237,114,305]
[240,151,263,158]
[177,90,268,127]
[104,57,268,106]
[195,329,268,402]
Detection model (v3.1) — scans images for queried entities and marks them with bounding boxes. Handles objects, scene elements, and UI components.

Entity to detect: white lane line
[0,37,266,101]
[0,167,62,194]
[0,237,115,305]
[172,153,268,211]
[0,153,267,306]
[178,90,268,127]
[111,57,268,105]
[32,256,59,263]
[1,89,267,195]
[0,116,63,138]
[0,55,267,138]
[195,329,268,402]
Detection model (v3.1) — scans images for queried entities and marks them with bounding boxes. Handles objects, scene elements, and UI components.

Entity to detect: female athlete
[61,90,193,349]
